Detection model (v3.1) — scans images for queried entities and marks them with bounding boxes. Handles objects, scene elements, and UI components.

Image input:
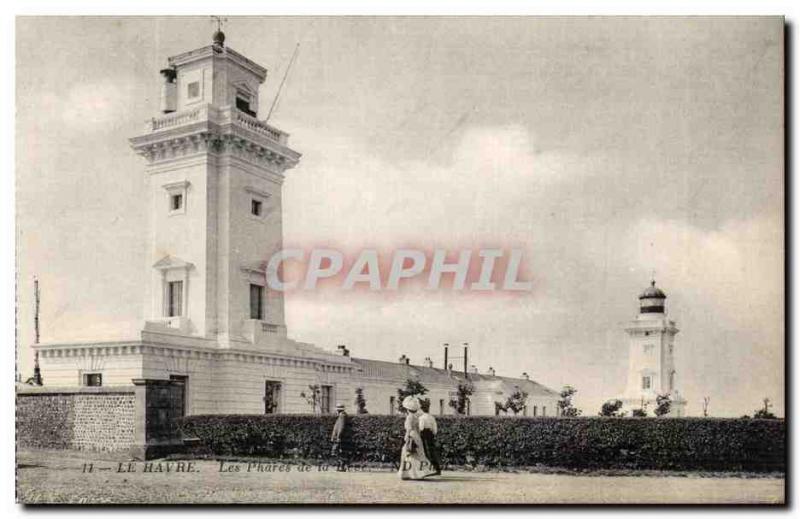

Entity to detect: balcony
[144,316,191,334]
[242,319,288,347]
[144,105,289,146]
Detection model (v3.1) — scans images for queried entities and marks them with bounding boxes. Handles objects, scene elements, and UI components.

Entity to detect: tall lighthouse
[618,280,686,417]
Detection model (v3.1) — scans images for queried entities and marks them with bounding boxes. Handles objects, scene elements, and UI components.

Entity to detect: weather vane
[211,15,227,33]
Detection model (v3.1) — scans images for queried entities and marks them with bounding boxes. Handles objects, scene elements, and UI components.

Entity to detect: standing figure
[398,396,437,480]
[330,404,349,471]
[418,399,442,475]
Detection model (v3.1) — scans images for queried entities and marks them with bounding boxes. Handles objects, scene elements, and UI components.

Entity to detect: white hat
[402,395,420,412]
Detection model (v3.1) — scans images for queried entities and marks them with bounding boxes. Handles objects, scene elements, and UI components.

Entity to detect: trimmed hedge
[178,415,785,472]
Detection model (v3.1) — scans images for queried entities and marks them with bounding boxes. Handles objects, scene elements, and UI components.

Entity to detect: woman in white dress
[398,396,437,480]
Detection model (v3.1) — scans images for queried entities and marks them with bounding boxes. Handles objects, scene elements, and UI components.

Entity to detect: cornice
[624,318,679,335]
[130,127,299,173]
[36,339,355,372]
[167,45,267,83]
[130,105,300,172]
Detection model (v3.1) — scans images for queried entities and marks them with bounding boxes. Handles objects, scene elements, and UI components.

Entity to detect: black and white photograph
[12,14,786,505]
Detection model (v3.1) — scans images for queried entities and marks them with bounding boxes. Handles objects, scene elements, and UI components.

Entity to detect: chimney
[447,363,453,372]
[424,356,433,368]
[159,68,177,114]
[521,372,529,380]
[443,343,449,370]
[399,354,409,365]
[487,367,496,377]
[336,344,350,357]
[469,364,478,374]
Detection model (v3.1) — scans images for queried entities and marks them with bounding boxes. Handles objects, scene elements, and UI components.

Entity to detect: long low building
[348,355,560,417]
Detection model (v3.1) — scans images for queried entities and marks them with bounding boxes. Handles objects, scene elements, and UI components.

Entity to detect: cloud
[282,123,784,416]
[283,124,597,247]
[41,79,132,131]
[622,213,783,332]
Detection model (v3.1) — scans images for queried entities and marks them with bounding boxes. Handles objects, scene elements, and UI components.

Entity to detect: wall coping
[16,384,136,395]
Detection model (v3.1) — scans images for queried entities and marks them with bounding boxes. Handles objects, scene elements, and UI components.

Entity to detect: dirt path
[16,451,785,504]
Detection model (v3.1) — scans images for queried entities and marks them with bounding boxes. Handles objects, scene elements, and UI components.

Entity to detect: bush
[177,415,785,472]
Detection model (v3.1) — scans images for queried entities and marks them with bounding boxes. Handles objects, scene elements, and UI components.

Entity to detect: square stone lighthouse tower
[129,29,298,347]
[618,281,687,417]
[37,30,356,415]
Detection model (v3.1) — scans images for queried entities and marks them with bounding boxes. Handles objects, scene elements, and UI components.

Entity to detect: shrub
[449,383,473,415]
[178,415,785,472]
[397,379,429,414]
[654,394,672,417]
[599,399,623,417]
[354,387,368,414]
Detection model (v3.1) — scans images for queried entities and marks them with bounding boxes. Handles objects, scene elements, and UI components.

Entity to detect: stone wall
[17,386,136,453]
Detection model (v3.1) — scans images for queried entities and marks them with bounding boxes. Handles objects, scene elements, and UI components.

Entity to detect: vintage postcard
[15,16,785,505]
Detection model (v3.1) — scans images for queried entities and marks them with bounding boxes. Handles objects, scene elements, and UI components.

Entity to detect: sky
[16,16,784,416]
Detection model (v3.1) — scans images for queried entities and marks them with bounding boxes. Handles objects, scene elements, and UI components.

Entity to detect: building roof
[451,372,560,397]
[350,357,559,397]
[351,357,456,385]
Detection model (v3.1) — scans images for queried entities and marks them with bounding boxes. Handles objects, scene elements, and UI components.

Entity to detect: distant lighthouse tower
[619,280,686,416]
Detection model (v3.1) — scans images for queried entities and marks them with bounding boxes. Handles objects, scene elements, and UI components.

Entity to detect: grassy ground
[17,449,785,505]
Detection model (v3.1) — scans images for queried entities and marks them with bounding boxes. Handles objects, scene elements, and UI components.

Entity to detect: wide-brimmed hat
[402,395,420,412]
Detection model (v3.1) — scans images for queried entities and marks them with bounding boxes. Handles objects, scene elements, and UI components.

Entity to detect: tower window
[642,376,652,390]
[83,373,102,387]
[171,194,183,211]
[236,89,256,117]
[163,181,189,215]
[167,281,183,317]
[251,199,263,217]
[249,284,264,320]
[236,96,255,116]
[187,81,200,99]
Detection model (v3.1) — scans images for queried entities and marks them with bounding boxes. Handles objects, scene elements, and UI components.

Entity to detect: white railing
[234,111,288,145]
[147,105,289,146]
[149,106,205,131]
[261,322,279,333]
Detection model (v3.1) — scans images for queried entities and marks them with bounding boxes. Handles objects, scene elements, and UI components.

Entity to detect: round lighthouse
[616,279,687,417]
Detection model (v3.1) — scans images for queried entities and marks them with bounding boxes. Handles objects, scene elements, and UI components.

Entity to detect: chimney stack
[399,354,409,365]
[424,356,433,368]
[159,68,177,114]
[469,364,478,374]
[521,372,529,380]
[336,344,350,357]
[488,366,496,377]
[443,343,449,370]
[447,363,453,372]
